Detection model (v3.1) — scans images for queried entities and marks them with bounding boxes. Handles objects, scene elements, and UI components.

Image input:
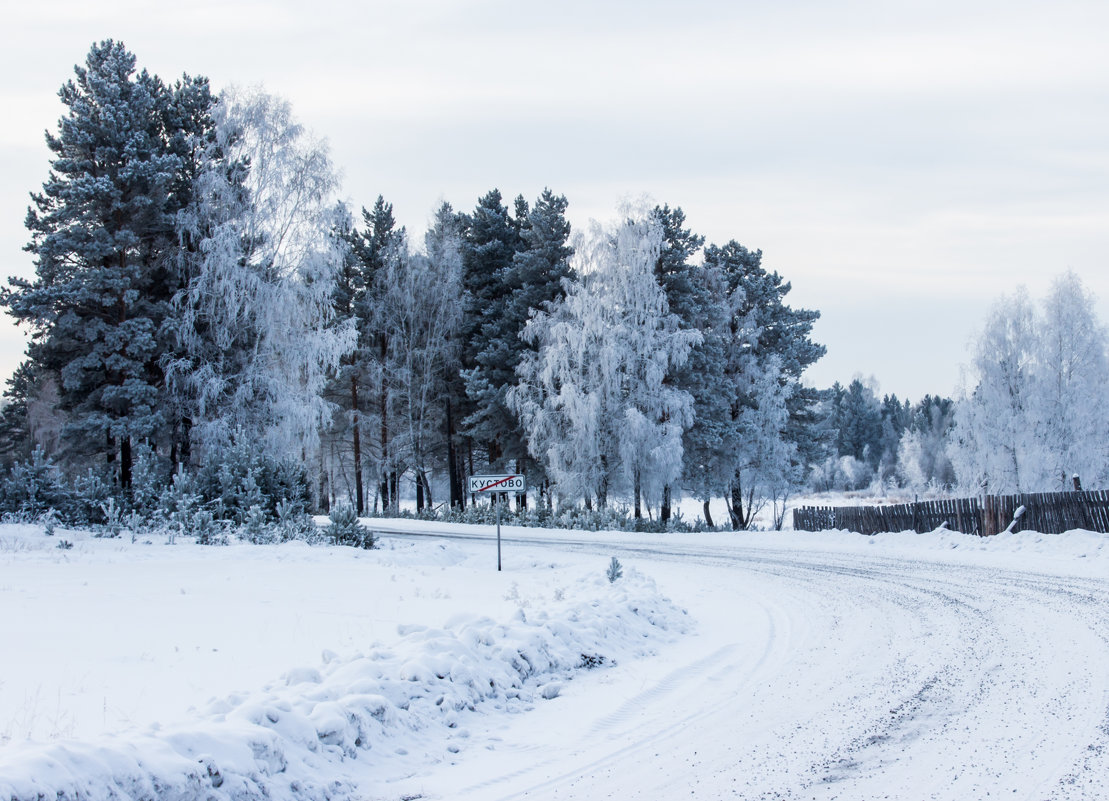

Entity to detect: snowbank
[0,560,687,801]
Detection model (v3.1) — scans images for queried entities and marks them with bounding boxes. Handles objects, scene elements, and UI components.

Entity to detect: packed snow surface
[2,520,1108,800]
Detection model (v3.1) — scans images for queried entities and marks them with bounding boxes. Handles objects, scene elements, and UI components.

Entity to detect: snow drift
[0,563,687,801]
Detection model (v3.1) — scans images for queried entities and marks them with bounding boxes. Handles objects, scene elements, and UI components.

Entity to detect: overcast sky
[3,0,1108,401]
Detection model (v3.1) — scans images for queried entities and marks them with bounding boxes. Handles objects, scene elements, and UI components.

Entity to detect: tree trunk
[446,399,465,509]
[661,484,671,522]
[120,435,132,491]
[703,500,714,528]
[729,470,744,530]
[598,454,608,508]
[515,458,526,511]
[415,471,424,511]
[634,468,642,519]
[351,374,364,515]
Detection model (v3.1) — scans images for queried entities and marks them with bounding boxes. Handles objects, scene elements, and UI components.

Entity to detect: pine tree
[322,207,370,513]
[459,189,522,470]
[354,196,405,512]
[3,41,213,488]
[702,241,822,528]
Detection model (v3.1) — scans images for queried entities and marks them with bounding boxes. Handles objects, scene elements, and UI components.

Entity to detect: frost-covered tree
[649,204,708,521]
[896,395,956,491]
[372,216,464,512]
[510,205,700,514]
[701,241,819,529]
[1032,271,1109,489]
[3,41,214,488]
[167,86,354,462]
[951,287,1039,493]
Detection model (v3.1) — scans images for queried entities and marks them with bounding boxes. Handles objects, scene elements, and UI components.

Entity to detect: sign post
[467,474,526,571]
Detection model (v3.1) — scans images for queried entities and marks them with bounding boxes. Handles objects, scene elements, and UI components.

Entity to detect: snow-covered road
[375,523,1109,800]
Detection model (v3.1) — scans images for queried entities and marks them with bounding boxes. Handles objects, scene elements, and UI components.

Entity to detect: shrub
[326,505,373,549]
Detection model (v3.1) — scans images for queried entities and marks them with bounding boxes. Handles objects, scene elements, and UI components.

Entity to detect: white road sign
[468,474,526,494]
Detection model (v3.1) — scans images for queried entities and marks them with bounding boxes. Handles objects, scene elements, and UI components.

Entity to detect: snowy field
[2,520,1108,800]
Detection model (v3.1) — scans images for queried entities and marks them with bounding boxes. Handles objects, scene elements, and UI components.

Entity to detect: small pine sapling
[606,556,623,583]
[326,505,372,548]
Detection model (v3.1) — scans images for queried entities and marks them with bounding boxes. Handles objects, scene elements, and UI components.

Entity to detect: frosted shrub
[326,505,372,549]
[98,498,122,538]
[192,509,226,546]
[242,505,273,544]
[42,508,57,537]
[275,499,318,543]
[0,449,73,521]
[72,469,112,525]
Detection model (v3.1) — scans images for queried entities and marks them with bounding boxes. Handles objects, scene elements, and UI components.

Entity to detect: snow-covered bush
[0,448,73,521]
[326,505,372,549]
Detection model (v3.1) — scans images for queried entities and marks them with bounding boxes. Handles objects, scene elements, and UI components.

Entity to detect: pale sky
[2,0,1108,401]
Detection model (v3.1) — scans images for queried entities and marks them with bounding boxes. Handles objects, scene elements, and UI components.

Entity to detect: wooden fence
[793,489,1109,536]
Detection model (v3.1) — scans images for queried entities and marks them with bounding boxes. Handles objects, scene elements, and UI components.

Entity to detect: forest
[2,41,1107,534]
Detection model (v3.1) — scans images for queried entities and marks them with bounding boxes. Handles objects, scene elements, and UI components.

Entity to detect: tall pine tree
[4,41,213,488]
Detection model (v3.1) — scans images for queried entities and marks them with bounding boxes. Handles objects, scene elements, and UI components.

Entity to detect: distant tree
[650,204,707,521]
[321,206,371,513]
[951,287,1039,493]
[898,395,956,490]
[1032,271,1109,489]
[354,196,406,512]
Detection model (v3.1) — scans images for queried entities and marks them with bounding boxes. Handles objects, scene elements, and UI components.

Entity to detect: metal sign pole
[467,475,525,571]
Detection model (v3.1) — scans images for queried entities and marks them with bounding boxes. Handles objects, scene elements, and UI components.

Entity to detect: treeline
[0,41,825,530]
[3,42,1100,536]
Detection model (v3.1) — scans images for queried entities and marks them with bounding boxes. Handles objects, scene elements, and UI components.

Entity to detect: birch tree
[510,205,699,513]
[167,86,354,461]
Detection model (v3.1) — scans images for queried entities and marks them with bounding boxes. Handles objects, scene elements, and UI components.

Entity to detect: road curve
[377,522,1109,801]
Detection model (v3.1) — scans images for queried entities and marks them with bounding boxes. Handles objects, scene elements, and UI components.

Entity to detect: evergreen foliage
[3,41,214,488]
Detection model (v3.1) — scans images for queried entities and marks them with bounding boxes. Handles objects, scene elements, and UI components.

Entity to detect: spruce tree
[459,189,520,469]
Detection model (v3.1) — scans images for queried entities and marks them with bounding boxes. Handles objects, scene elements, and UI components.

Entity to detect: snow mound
[0,569,688,801]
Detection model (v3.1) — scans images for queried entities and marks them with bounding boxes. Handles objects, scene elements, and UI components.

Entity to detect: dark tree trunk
[634,469,642,519]
[703,500,714,528]
[120,435,132,490]
[415,471,424,511]
[446,399,463,509]
[661,485,672,522]
[351,374,363,515]
[515,458,526,511]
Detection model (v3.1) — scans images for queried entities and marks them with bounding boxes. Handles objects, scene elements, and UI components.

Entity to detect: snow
[2,519,1108,800]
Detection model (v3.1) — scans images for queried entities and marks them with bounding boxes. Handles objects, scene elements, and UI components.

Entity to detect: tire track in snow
[384,527,1109,800]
